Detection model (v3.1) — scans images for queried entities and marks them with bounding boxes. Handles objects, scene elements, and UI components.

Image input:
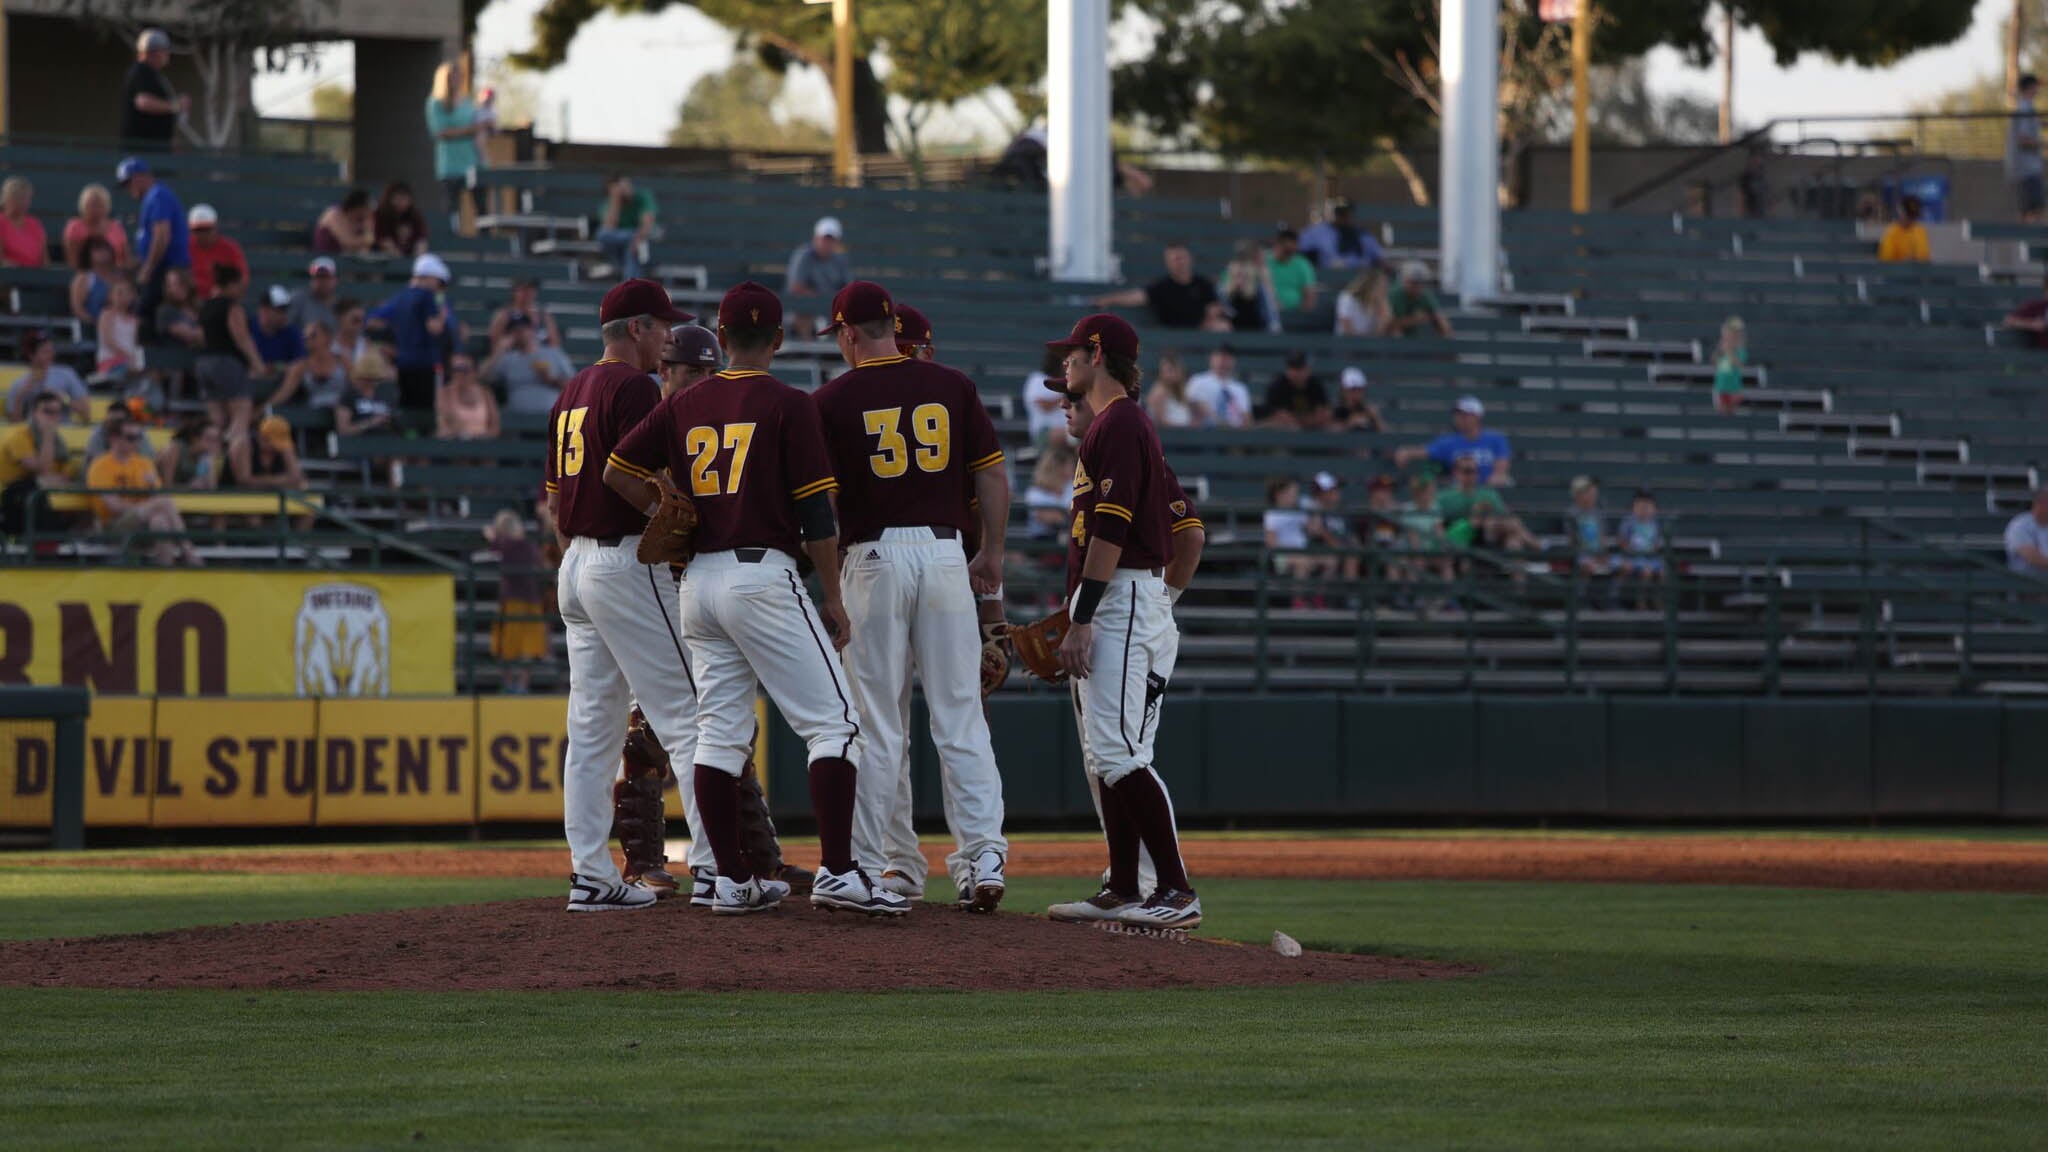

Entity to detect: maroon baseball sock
[692,764,751,883]
[1109,768,1191,892]
[1098,778,1142,899]
[809,756,858,875]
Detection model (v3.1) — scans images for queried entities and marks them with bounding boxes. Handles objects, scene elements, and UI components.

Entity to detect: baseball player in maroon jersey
[604,281,908,917]
[813,282,1012,910]
[891,303,933,359]
[545,278,705,913]
[1039,313,1205,930]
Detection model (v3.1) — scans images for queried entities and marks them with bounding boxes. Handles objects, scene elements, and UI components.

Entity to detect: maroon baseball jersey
[1065,395,1179,594]
[609,368,838,559]
[546,358,660,540]
[813,353,1003,543]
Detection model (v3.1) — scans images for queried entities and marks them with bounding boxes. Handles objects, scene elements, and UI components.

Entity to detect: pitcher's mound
[0,897,1470,992]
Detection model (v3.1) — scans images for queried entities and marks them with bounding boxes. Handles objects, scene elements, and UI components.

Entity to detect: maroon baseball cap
[1041,372,1071,397]
[821,280,892,334]
[893,303,933,348]
[1046,313,1139,361]
[718,280,783,330]
[662,324,721,367]
[598,278,694,326]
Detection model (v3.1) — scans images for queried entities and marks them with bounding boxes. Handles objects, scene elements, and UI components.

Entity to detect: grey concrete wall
[6,14,207,141]
[351,38,447,204]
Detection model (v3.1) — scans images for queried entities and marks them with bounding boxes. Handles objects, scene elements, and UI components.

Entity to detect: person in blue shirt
[117,156,188,336]
[367,253,455,413]
[1297,199,1384,271]
[1615,489,1666,610]
[251,284,308,370]
[1396,395,1512,485]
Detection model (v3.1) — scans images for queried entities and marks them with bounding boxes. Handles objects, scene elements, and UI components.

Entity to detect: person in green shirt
[1388,260,1453,338]
[1440,457,1538,557]
[597,174,658,280]
[1265,228,1319,323]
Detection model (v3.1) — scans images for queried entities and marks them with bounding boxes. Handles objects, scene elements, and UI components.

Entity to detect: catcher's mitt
[637,485,699,566]
[979,621,1011,698]
[1010,608,1069,684]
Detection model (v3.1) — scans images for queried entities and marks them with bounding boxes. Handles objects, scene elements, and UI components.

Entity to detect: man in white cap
[121,29,186,150]
[785,216,851,335]
[1333,366,1385,432]
[366,253,455,412]
[1396,395,1513,485]
[186,204,247,298]
[289,257,340,333]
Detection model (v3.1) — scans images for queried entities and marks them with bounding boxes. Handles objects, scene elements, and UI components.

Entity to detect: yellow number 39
[864,403,951,479]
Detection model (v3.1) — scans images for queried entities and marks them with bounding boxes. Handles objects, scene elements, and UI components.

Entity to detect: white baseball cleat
[688,866,716,909]
[1047,886,1142,923]
[966,848,1006,913]
[1117,888,1202,930]
[812,868,912,916]
[711,873,790,916]
[875,869,924,900]
[566,873,659,913]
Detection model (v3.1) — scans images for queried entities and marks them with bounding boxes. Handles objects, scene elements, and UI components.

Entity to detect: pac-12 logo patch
[295,582,391,697]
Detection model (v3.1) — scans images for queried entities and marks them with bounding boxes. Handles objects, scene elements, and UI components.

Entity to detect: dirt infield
[32,834,2048,893]
[0,897,1467,993]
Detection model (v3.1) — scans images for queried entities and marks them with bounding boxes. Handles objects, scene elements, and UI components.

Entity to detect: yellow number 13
[554,406,589,477]
[686,422,756,496]
[864,403,951,478]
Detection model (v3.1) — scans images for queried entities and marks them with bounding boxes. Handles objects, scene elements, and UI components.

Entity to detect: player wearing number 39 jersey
[605,281,908,918]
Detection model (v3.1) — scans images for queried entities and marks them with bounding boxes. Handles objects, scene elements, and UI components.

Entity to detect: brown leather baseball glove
[637,485,698,567]
[1010,608,1069,684]
[980,621,1011,698]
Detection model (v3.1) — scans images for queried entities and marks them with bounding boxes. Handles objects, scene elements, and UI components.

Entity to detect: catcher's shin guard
[737,758,812,895]
[614,708,678,894]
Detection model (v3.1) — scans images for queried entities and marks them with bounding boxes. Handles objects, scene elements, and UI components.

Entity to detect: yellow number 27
[863,403,951,479]
[686,422,756,496]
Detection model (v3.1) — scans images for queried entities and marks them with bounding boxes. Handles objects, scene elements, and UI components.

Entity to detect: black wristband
[1071,577,1108,625]
[796,490,837,541]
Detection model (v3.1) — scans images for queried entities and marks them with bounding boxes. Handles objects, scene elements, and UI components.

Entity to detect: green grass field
[4,849,2046,1150]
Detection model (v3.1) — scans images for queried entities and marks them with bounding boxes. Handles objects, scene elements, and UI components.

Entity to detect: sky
[253,0,2012,149]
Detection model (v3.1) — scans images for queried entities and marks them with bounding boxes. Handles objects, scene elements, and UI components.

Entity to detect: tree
[667,57,834,150]
[1910,3,2045,159]
[1578,60,1721,146]
[60,0,338,149]
[309,82,353,122]
[865,0,1047,170]
[475,56,543,131]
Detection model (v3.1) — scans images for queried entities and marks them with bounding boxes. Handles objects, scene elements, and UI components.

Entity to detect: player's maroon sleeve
[784,392,839,503]
[608,395,672,482]
[960,379,1004,475]
[1164,465,1202,535]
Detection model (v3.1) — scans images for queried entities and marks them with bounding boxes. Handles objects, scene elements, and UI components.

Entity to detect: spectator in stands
[2002,272,2048,349]
[84,406,157,469]
[154,267,204,349]
[117,156,187,330]
[1737,150,1770,219]
[194,264,268,436]
[288,257,341,334]
[264,322,348,410]
[1388,261,1453,338]
[486,508,547,694]
[1333,367,1385,433]
[1298,199,1383,270]
[1145,350,1197,428]
[1094,243,1226,331]
[120,28,185,150]
[86,419,197,566]
[373,182,430,257]
[158,418,223,491]
[228,414,306,496]
[1878,195,1931,263]
[312,189,376,256]
[436,353,500,441]
[426,60,487,232]
[94,278,144,386]
[63,184,129,269]
[2007,488,2048,575]
[69,236,117,327]
[1185,343,1254,429]
[1713,316,1747,414]
[2010,74,2043,224]
[1614,489,1666,609]
[1566,475,1608,578]
[1259,350,1331,431]
[252,285,308,374]
[1398,469,1454,591]
[367,254,456,412]
[1363,475,1413,583]
[786,216,852,335]
[1439,457,1539,558]
[1023,440,1077,541]
[1022,349,1069,447]
[1219,240,1279,333]
[0,392,76,536]
[597,175,658,280]
[486,314,573,416]
[491,279,563,350]
[6,330,90,423]
[338,347,402,436]
[332,297,370,364]
[1336,267,1393,338]
[186,205,248,297]
[0,178,47,268]
[1266,228,1319,328]
[1306,472,1362,581]
[1396,396,1512,485]
[1263,477,1319,596]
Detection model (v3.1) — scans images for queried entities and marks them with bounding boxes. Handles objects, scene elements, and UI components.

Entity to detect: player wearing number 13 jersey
[606,281,908,918]
[813,281,1011,912]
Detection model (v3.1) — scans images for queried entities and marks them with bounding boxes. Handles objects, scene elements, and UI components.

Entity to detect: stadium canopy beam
[1439,0,1501,303]
[1049,0,1113,283]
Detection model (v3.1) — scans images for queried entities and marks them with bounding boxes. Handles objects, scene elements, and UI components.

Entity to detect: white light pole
[1049,0,1113,282]
[1439,0,1501,303]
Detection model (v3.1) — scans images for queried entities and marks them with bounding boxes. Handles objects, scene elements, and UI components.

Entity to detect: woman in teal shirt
[424,60,485,231]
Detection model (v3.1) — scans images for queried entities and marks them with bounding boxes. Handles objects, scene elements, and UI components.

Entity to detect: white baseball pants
[1072,571,1185,895]
[557,535,710,883]
[841,528,1008,890]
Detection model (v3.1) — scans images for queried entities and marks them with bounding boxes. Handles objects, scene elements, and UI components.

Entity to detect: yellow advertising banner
[476,696,766,823]
[82,696,156,826]
[316,699,477,825]
[0,570,454,697]
[151,698,318,827]
[0,717,56,828]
